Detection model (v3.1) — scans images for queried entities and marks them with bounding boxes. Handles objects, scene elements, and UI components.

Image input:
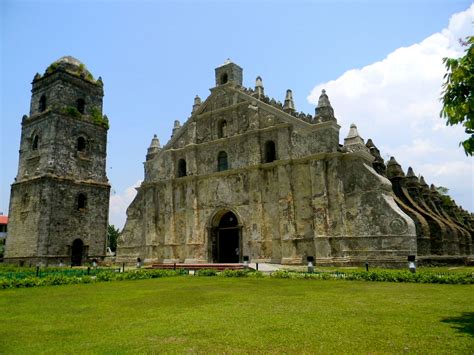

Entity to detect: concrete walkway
[248,263,281,272]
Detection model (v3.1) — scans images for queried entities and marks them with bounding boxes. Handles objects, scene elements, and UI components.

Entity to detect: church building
[6,57,470,267]
[117,60,419,266]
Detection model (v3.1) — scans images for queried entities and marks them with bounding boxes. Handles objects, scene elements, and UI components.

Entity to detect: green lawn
[0,277,472,353]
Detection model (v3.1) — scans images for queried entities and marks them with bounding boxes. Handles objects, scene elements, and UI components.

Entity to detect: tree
[107,225,120,253]
[440,36,474,156]
[435,186,449,195]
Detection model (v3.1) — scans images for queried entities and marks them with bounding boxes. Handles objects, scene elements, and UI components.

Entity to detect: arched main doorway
[71,239,84,266]
[210,211,241,263]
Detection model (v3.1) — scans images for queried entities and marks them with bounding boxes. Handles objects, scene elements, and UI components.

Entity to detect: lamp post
[243,255,249,269]
[307,256,314,273]
[408,255,416,273]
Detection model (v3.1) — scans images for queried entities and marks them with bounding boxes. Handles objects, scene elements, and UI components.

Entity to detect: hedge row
[0,268,472,289]
[269,270,474,284]
[0,269,186,289]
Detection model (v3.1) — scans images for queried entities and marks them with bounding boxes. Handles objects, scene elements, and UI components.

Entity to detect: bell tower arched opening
[209,210,241,263]
[71,238,84,266]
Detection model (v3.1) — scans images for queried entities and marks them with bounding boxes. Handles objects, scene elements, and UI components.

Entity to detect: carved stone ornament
[390,218,408,235]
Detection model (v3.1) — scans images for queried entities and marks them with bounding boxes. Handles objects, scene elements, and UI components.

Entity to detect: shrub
[220,269,251,277]
[197,269,218,276]
[246,271,265,278]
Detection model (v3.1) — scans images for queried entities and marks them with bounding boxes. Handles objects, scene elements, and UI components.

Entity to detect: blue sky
[1,0,472,228]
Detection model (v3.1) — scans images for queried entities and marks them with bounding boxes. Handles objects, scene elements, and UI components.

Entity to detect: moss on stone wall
[63,106,81,118]
[61,106,109,129]
[91,107,110,129]
[46,61,95,82]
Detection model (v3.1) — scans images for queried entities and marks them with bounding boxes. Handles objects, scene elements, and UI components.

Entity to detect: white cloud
[308,5,474,211]
[109,180,142,229]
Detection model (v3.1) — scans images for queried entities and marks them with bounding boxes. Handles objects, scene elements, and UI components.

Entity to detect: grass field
[0,277,472,353]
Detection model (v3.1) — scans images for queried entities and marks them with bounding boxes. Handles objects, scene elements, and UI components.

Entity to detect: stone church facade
[117,61,420,266]
[5,56,110,266]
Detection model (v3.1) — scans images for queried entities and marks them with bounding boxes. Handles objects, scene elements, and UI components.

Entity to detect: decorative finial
[283,89,295,113]
[314,89,335,123]
[254,76,265,99]
[344,123,369,153]
[346,124,361,139]
[172,120,181,137]
[192,95,202,114]
[365,138,386,176]
[146,134,161,160]
[419,176,428,187]
[148,134,160,148]
[386,157,405,179]
[406,167,417,178]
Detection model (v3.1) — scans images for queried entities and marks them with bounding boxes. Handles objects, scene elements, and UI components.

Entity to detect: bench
[150,263,245,271]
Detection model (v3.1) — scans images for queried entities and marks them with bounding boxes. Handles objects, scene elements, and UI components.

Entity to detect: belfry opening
[210,210,241,263]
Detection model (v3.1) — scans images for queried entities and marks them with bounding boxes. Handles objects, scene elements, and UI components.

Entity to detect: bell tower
[215,59,243,86]
[5,56,110,266]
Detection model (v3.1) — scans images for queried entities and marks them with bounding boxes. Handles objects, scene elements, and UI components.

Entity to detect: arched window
[177,159,187,177]
[77,137,86,152]
[32,135,40,150]
[264,140,276,163]
[217,151,228,172]
[77,193,87,210]
[39,95,47,112]
[76,98,85,114]
[218,120,227,139]
[220,73,228,85]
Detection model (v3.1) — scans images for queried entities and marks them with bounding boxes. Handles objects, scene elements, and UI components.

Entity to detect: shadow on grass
[441,312,474,337]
